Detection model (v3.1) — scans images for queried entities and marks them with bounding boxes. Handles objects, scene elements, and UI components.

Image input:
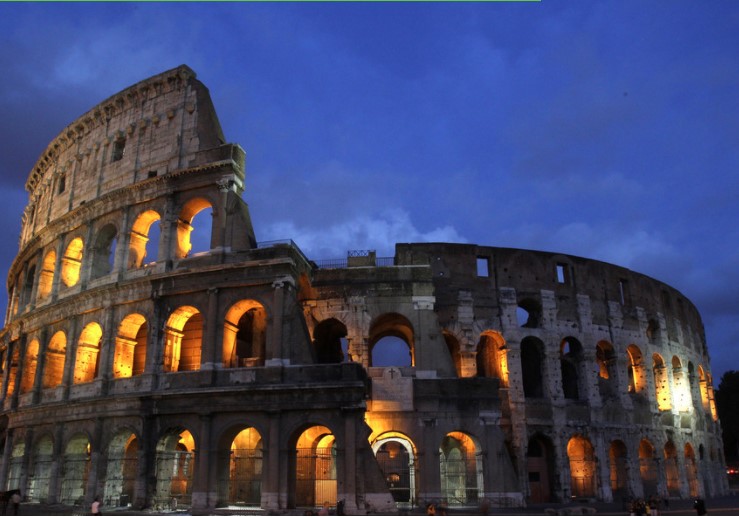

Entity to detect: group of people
[628,495,668,515]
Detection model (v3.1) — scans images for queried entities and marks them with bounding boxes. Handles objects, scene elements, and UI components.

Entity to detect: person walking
[91,495,102,516]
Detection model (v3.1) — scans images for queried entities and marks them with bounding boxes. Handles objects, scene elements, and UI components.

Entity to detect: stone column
[49,235,66,303]
[0,428,14,490]
[201,288,220,371]
[31,328,49,404]
[418,417,440,504]
[266,279,286,366]
[262,411,281,511]
[191,414,214,510]
[340,410,358,514]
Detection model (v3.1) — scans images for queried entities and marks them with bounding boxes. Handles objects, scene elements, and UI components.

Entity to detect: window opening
[476,257,489,277]
[111,138,125,162]
[618,279,628,305]
[58,173,66,194]
[556,263,568,284]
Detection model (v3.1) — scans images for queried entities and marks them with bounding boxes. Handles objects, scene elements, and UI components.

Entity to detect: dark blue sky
[0,2,737,381]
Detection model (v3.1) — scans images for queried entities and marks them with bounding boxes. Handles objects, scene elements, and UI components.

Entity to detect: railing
[313,256,395,269]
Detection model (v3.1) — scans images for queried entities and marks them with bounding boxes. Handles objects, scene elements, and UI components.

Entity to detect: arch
[672,355,692,412]
[61,237,84,287]
[104,431,139,507]
[527,434,555,503]
[176,197,213,258]
[664,441,680,496]
[521,337,545,398]
[91,223,118,279]
[516,298,541,328]
[652,353,671,411]
[6,441,25,491]
[37,249,56,300]
[28,435,54,503]
[627,345,647,395]
[685,443,699,497]
[372,433,417,508]
[596,341,615,380]
[21,263,36,307]
[227,427,263,506]
[609,440,628,499]
[128,209,161,268]
[567,435,596,498]
[60,434,91,505]
[439,431,483,507]
[476,331,508,385]
[698,366,710,412]
[43,331,67,388]
[638,439,657,497]
[369,313,414,367]
[291,425,337,509]
[20,339,40,394]
[164,306,202,372]
[113,313,148,378]
[223,300,267,368]
[561,337,583,400]
[155,428,196,508]
[313,318,347,364]
[74,322,103,384]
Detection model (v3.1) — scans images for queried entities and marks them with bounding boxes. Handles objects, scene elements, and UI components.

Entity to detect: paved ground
[8,493,739,516]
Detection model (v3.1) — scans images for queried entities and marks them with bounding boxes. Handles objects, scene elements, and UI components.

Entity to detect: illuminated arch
[28,435,54,503]
[685,443,699,497]
[60,434,91,504]
[128,209,161,268]
[113,313,148,378]
[626,345,647,394]
[672,356,692,412]
[567,435,596,498]
[43,331,67,388]
[104,431,139,506]
[639,439,657,496]
[176,197,213,259]
[6,442,25,492]
[61,237,84,287]
[223,300,267,368]
[476,331,508,385]
[609,440,628,499]
[74,322,103,384]
[20,339,40,394]
[653,353,671,411]
[439,431,483,507]
[291,425,337,508]
[155,429,196,508]
[372,432,418,507]
[227,427,263,506]
[164,306,202,372]
[90,223,118,279]
[664,441,680,496]
[37,249,56,300]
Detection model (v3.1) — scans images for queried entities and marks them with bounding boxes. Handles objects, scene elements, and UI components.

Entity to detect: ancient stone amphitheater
[0,65,728,513]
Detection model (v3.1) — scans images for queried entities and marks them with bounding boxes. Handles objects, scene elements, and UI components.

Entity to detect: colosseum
[0,65,729,514]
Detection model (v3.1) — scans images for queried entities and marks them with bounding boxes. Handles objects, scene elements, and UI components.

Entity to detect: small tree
[716,370,739,462]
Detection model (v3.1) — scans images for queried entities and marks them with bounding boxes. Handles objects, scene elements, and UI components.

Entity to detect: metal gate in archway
[295,447,336,507]
[229,448,262,506]
[375,443,414,506]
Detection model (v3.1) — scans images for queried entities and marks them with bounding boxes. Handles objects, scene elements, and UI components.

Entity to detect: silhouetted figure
[10,492,20,515]
[693,498,707,516]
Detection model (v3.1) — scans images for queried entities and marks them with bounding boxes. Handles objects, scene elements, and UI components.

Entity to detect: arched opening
[6,442,25,491]
[664,441,680,496]
[27,435,54,503]
[372,433,417,508]
[61,237,84,287]
[60,434,91,505]
[43,331,67,388]
[37,250,56,300]
[521,337,545,398]
[597,341,617,400]
[104,432,138,507]
[113,314,148,378]
[313,318,347,364]
[527,434,555,503]
[164,306,202,372]
[476,331,508,385]
[638,439,657,497]
[653,354,671,411]
[20,339,39,394]
[74,322,103,384]
[698,366,710,413]
[627,345,647,395]
[609,440,628,500]
[91,223,118,279]
[21,264,36,307]
[516,298,541,328]
[561,337,583,400]
[672,356,691,412]
[567,435,596,498]
[5,346,19,398]
[228,427,263,506]
[439,432,483,507]
[292,425,337,509]
[369,313,414,367]
[176,198,213,258]
[155,429,196,508]
[128,210,162,268]
[685,443,699,498]
[223,300,267,368]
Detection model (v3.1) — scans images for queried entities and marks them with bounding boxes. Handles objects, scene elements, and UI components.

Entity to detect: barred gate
[295,447,336,507]
[639,457,658,497]
[60,455,91,505]
[665,457,680,496]
[27,455,53,503]
[375,446,413,505]
[104,453,138,506]
[610,455,628,498]
[569,458,596,498]
[440,451,481,506]
[229,449,262,506]
[155,450,195,507]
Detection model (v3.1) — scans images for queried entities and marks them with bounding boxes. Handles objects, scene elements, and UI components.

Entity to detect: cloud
[259,208,467,259]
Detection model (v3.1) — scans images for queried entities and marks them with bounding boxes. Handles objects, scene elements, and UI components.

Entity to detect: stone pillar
[262,411,281,511]
[0,428,14,490]
[418,417,440,504]
[49,235,66,303]
[31,328,49,404]
[201,288,220,371]
[61,317,80,400]
[112,207,132,279]
[266,279,286,365]
[340,410,358,514]
[191,414,214,510]
[86,418,104,505]
[99,302,116,393]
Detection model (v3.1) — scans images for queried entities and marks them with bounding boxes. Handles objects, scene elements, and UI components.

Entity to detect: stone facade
[0,66,728,513]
